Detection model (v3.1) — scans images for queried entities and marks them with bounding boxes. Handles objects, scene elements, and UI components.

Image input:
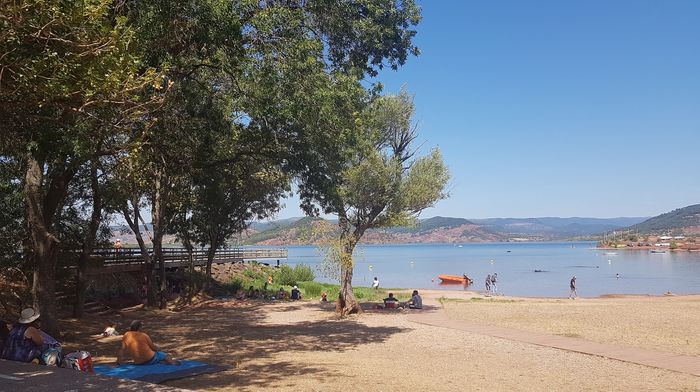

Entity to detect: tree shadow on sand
[59,299,417,391]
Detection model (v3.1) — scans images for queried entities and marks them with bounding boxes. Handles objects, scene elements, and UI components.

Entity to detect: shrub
[225,277,246,294]
[243,269,265,280]
[299,281,323,297]
[273,264,315,286]
[293,264,315,282]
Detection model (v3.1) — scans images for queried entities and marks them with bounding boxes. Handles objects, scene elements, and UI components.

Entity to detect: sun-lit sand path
[408,297,700,377]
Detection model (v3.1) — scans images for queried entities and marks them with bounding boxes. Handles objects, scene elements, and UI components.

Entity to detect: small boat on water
[603,252,618,255]
[438,274,472,284]
[650,250,666,254]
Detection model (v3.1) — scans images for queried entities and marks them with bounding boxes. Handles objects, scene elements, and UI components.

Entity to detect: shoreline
[389,287,700,301]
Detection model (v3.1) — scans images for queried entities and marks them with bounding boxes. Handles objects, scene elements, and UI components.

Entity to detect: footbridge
[83,247,288,275]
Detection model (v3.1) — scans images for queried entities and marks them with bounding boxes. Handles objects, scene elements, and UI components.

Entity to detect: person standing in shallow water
[490,273,498,295]
[485,274,491,295]
[569,276,577,299]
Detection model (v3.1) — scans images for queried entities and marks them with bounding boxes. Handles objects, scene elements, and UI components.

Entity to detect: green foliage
[295,282,404,302]
[243,269,266,280]
[298,281,324,297]
[311,88,449,311]
[0,159,25,267]
[273,264,315,286]
[224,278,246,294]
[1,0,424,325]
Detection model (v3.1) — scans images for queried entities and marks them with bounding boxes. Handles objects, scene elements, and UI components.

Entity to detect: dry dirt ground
[59,292,700,392]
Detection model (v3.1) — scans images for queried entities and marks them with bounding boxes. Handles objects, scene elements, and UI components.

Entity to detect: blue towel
[94,360,228,383]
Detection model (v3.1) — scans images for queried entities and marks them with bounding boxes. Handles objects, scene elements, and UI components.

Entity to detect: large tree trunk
[337,231,361,316]
[151,169,167,309]
[24,154,74,336]
[205,238,219,278]
[122,199,156,307]
[74,162,102,318]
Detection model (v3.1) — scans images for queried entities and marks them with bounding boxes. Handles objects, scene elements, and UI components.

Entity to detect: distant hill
[237,215,646,245]
[626,204,700,235]
[242,216,329,245]
[248,217,304,232]
[111,214,658,246]
[471,217,647,238]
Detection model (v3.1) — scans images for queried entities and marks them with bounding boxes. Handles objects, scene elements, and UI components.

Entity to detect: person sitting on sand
[116,320,179,367]
[383,293,400,308]
[407,290,423,309]
[278,287,288,300]
[1,308,61,366]
[291,286,302,300]
[320,292,328,302]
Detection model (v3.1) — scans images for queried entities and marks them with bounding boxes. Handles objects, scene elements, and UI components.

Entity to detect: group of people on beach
[482,273,581,299]
[485,273,498,295]
[382,290,423,309]
[0,307,179,369]
[238,285,303,301]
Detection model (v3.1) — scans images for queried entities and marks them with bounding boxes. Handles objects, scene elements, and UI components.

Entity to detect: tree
[304,91,449,315]
[120,0,424,307]
[0,0,162,335]
[0,0,422,330]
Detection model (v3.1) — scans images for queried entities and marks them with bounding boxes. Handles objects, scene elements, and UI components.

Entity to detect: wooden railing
[85,247,288,274]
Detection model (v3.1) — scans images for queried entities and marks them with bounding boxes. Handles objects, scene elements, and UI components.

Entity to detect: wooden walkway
[407,300,700,377]
[83,247,288,275]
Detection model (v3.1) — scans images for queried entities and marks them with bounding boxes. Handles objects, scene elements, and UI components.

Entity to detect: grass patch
[219,263,410,303]
[558,332,583,338]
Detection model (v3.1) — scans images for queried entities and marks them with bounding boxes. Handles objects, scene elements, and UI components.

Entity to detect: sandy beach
[441,294,700,356]
[56,291,700,391]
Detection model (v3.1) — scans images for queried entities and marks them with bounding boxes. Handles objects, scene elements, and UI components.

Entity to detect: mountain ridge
[240,215,649,245]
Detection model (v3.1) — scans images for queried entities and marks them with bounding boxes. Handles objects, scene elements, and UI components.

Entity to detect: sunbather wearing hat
[291,286,302,300]
[1,308,62,365]
[116,320,179,366]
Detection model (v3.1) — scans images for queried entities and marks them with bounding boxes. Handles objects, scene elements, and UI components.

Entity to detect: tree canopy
[0,0,424,332]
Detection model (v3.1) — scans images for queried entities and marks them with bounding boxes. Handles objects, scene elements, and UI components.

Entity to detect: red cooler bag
[64,351,94,373]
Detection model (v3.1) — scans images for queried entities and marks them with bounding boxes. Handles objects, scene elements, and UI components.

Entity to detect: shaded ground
[0,359,188,392]
[57,295,700,391]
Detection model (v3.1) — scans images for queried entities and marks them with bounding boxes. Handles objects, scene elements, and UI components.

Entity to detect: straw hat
[19,308,40,324]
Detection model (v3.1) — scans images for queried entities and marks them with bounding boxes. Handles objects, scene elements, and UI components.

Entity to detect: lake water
[275,242,700,298]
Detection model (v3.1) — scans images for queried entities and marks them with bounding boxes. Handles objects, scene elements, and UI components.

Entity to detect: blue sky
[278,0,700,220]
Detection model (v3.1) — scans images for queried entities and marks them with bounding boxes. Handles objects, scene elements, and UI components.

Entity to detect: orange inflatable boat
[438,274,472,284]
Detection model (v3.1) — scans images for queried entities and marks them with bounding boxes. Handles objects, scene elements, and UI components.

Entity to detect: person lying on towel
[116,320,180,367]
